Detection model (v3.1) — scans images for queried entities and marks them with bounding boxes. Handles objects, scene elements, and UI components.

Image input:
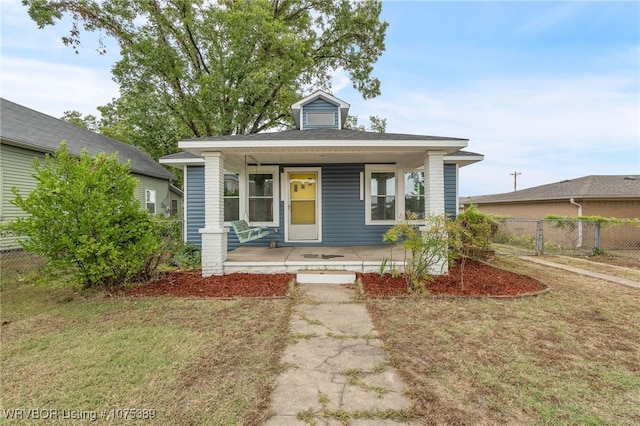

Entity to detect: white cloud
[345,72,639,195]
[1,57,119,118]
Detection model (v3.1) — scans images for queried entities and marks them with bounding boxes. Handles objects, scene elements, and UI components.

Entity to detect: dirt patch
[125,272,295,298]
[587,254,640,269]
[360,258,547,297]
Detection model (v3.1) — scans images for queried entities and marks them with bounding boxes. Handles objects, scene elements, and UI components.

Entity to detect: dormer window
[306,111,335,126]
[291,90,350,130]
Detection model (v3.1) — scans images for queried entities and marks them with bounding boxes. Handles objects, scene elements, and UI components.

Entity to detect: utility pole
[510,171,522,191]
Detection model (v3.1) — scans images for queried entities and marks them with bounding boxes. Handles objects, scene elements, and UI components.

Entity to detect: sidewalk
[265,283,420,426]
[518,256,640,289]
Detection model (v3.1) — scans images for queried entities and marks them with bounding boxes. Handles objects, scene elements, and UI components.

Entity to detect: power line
[510,171,522,191]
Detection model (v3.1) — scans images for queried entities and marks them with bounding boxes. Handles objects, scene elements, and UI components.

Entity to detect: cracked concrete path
[265,284,420,426]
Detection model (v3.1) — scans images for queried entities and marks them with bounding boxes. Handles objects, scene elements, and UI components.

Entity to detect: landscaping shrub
[448,204,500,290]
[3,143,165,289]
[383,214,450,294]
[168,243,202,269]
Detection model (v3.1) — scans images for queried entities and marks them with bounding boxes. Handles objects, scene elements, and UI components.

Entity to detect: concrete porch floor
[224,245,407,274]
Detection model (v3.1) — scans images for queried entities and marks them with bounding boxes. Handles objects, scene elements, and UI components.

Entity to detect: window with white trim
[145,189,156,214]
[223,173,240,222]
[404,171,425,220]
[246,166,279,226]
[365,165,396,224]
[222,167,279,227]
[365,166,426,224]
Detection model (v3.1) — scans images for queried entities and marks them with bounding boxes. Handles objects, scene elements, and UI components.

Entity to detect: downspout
[569,198,583,247]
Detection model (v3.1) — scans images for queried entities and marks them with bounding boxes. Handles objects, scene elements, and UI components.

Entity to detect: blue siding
[303,98,339,129]
[321,164,390,245]
[227,164,390,250]
[186,166,204,247]
[444,164,457,218]
[189,163,459,251]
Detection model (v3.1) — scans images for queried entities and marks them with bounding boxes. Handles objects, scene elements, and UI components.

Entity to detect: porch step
[296,270,356,285]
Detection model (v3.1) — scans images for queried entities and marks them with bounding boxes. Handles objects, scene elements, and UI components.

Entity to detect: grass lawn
[1,267,292,425]
[367,256,640,425]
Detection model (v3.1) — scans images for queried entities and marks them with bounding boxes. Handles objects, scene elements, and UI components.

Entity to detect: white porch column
[421,151,448,274]
[199,152,227,277]
[424,151,445,216]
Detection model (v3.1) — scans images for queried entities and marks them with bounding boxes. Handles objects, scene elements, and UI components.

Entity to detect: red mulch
[360,258,547,297]
[124,259,546,299]
[125,271,295,298]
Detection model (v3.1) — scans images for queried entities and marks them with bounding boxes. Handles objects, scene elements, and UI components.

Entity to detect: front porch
[224,245,407,274]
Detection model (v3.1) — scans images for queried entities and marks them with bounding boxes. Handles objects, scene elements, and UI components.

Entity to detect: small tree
[383,215,450,294]
[448,205,499,290]
[4,143,164,288]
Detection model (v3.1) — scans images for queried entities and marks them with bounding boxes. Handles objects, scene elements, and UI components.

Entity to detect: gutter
[569,198,583,247]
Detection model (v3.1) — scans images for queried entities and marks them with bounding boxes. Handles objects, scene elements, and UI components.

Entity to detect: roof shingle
[1,98,174,180]
[463,175,640,204]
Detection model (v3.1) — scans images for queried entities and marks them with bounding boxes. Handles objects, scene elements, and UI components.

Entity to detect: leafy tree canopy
[25,0,388,159]
[345,115,387,133]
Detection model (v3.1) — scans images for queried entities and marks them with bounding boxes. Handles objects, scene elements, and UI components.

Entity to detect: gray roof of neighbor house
[0,98,174,180]
[462,175,640,204]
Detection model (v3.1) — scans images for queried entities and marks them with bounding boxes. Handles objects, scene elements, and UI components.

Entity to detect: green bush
[3,143,165,289]
[168,243,202,269]
[383,215,450,294]
[448,205,500,290]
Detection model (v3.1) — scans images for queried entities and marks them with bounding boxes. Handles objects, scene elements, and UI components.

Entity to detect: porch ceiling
[180,139,468,170]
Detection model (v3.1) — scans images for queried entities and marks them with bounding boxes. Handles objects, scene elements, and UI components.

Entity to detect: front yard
[1,255,639,425]
[368,256,640,425]
[1,268,292,425]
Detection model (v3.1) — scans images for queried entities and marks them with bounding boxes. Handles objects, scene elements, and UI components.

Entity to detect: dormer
[291,90,350,130]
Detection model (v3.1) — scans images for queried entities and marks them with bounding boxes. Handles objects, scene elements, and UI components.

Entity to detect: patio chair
[231,220,270,243]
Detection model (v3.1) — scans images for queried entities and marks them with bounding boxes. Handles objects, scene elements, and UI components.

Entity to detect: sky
[1,0,639,197]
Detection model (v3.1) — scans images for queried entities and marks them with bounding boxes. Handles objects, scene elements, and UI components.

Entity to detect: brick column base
[200,227,228,277]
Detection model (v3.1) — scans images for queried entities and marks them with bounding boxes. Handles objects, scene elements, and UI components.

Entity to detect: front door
[286,169,321,241]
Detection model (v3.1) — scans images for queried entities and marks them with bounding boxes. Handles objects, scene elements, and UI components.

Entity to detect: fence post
[536,219,544,255]
[593,221,601,254]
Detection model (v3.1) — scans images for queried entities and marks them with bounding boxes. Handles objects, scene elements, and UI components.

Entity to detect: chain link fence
[1,220,185,279]
[494,218,640,257]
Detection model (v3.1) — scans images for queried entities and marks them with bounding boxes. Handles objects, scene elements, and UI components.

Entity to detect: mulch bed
[125,272,295,298]
[124,259,546,298]
[360,258,547,297]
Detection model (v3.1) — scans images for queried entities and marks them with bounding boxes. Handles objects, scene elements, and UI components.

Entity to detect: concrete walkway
[518,256,640,289]
[265,283,420,426]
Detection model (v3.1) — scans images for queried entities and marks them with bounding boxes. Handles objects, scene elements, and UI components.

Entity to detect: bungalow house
[161,91,483,276]
[460,175,640,219]
[0,98,178,250]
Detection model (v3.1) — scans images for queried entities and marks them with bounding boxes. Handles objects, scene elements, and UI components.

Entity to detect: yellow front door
[288,172,319,241]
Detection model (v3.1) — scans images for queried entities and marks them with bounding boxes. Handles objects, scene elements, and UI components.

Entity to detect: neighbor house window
[224,173,240,222]
[145,189,156,214]
[404,171,425,220]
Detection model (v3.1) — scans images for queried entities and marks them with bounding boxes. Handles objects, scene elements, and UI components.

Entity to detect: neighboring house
[1,98,177,250]
[460,175,640,219]
[161,90,483,276]
[169,184,184,218]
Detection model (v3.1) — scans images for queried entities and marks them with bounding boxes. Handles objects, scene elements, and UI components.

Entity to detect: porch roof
[162,128,476,170]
